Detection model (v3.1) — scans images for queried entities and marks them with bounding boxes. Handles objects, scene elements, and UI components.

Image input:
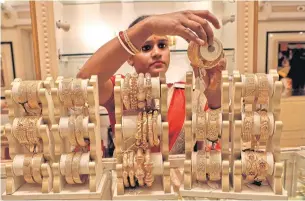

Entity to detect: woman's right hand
[143,10,221,46]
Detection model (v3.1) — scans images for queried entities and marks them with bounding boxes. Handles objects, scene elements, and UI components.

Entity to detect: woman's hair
[128,15,150,28]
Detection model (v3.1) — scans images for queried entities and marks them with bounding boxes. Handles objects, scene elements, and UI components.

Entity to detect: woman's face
[128,35,170,77]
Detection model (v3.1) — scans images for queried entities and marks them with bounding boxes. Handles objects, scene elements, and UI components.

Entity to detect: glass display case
[291,149,305,200]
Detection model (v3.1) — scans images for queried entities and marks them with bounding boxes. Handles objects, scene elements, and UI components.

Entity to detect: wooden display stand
[180,71,230,197]
[112,72,176,200]
[2,78,55,197]
[47,75,104,197]
[231,70,288,200]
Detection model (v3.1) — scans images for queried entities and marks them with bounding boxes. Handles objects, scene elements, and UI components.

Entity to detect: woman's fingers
[181,18,207,45]
[176,25,205,45]
[191,10,221,29]
[187,14,214,45]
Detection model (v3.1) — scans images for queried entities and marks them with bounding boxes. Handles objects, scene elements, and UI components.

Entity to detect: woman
[77,10,226,154]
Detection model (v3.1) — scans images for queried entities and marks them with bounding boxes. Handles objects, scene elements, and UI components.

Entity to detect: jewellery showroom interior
[1,1,305,200]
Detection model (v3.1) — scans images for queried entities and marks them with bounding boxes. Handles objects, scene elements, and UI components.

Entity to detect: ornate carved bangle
[128,151,136,187]
[75,115,88,147]
[141,111,148,150]
[244,151,258,182]
[32,153,44,184]
[196,112,206,141]
[135,149,145,187]
[144,149,154,187]
[72,152,85,184]
[256,73,269,105]
[135,111,142,147]
[23,154,35,183]
[72,79,85,107]
[59,78,73,108]
[255,152,269,182]
[123,30,140,54]
[13,117,29,145]
[242,111,254,143]
[257,110,270,143]
[243,74,256,103]
[196,150,207,182]
[148,111,154,147]
[27,81,41,110]
[68,115,78,147]
[123,152,130,187]
[152,110,160,146]
[65,152,75,184]
[130,72,138,110]
[17,81,28,104]
[145,73,153,109]
[26,117,40,145]
[122,73,131,110]
[137,73,146,109]
[207,150,221,181]
[81,79,88,103]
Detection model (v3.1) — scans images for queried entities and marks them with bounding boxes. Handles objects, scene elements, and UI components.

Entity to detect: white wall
[257,20,305,73]
[56,1,236,82]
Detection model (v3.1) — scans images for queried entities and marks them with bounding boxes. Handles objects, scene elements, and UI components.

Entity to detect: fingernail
[197,38,205,46]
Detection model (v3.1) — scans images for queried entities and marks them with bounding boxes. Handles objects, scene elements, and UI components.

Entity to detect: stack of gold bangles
[207,150,221,181]
[242,151,269,183]
[64,152,88,184]
[122,72,153,111]
[206,108,221,142]
[59,78,88,109]
[22,154,45,184]
[135,110,159,150]
[67,114,89,148]
[12,80,42,115]
[13,117,42,152]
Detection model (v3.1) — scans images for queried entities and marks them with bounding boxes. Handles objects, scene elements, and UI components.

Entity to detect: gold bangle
[145,73,152,109]
[244,151,258,182]
[196,112,206,141]
[65,152,75,184]
[257,110,270,143]
[255,152,268,182]
[122,73,131,110]
[137,73,146,109]
[32,153,44,184]
[72,79,85,107]
[26,117,40,145]
[75,115,88,147]
[18,81,28,103]
[256,74,269,105]
[141,111,148,150]
[123,152,130,187]
[128,151,136,187]
[152,110,160,146]
[27,81,41,110]
[242,111,253,143]
[123,30,140,54]
[130,72,138,110]
[207,150,221,181]
[68,115,78,146]
[23,154,35,183]
[144,149,154,187]
[196,150,207,182]
[148,111,154,147]
[72,152,85,184]
[135,149,145,187]
[135,111,142,147]
[59,78,73,108]
[243,74,256,104]
[13,117,29,145]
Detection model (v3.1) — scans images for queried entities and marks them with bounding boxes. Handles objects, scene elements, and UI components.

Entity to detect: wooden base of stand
[2,172,111,200]
[180,183,288,200]
[112,171,177,200]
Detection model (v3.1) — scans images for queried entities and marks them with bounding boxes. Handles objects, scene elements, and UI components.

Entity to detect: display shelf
[112,171,177,200]
[180,183,288,200]
[2,171,111,200]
